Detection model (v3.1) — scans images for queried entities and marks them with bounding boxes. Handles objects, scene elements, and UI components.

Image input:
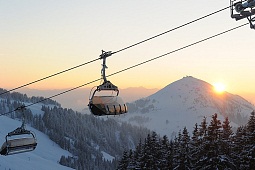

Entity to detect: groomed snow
[0,116,74,170]
[101,151,114,162]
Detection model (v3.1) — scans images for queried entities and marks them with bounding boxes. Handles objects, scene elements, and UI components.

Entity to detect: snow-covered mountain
[0,115,73,170]
[0,88,151,169]
[116,76,255,138]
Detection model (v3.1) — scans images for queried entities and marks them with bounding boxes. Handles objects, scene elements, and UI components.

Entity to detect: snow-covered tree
[117,151,129,170]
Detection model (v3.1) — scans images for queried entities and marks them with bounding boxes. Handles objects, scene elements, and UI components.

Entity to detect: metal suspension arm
[8,105,31,136]
[99,50,112,83]
[97,50,119,92]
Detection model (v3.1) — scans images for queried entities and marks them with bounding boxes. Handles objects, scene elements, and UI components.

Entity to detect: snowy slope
[0,116,73,170]
[115,76,255,138]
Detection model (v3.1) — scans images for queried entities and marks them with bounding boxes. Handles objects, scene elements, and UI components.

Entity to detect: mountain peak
[150,76,213,104]
[123,77,254,138]
[167,76,212,90]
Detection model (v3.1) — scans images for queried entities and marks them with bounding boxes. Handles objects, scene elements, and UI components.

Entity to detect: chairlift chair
[88,51,128,116]
[0,129,37,156]
[0,106,37,156]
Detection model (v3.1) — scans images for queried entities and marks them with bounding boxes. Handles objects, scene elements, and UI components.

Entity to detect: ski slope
[0,116,73,170]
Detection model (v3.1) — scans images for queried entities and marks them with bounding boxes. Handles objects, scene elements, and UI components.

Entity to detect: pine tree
[180,127,192,169]
[193,116,209,169]
[127,149,135,169]
[222,117,233,140]
[172,130,182,169]
[133,139,143,169]
[141,133,157,170]
[247,111,255,141]
[216,116,237,169]
[231,125,249,169]
[199,116,207,139]
[240,111,255,169]
[221,117,233,155]
[194,114,223,169]
[158,135,173,169]
[151,131,160,169]
[203,113,222,169]
[190,123,200,169]
[207,113,222,142]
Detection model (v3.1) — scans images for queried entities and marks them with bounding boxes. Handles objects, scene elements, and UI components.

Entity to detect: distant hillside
[0,89,151,170]
[0,88,60,106]
[18,87,158,112]
[114,76,255,138]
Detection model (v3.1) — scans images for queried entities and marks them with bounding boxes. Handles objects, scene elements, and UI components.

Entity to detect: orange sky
[1,1,254,105]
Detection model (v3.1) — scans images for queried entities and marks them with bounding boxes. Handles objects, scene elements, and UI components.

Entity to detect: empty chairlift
[88,51,128,116]
[0,106,37,156]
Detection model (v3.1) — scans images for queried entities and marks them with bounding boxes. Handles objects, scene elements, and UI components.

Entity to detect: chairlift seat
[0,137,37,156]
[89,96,127,116]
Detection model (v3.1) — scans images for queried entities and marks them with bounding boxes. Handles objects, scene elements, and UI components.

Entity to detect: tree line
[117,112,255,170]
[0,88,60,106]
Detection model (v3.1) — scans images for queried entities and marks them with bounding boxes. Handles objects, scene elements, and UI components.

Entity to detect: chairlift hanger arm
[6,105,31,136]
[96,50,119,92]
[99,50,112,83]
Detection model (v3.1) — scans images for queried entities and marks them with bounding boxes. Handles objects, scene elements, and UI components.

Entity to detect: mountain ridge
[16,86,158,112]
[116,76,254,138]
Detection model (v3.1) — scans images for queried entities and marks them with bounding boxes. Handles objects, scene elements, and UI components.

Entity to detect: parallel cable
[0,58,100,96]
[111,5,232,55]
[108,23,248,77]
[0,23,248,116]
[1,4,231,96]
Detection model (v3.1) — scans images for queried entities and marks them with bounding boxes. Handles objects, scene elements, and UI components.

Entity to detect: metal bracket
[248,14,255,29]
[8,105,29,136]
[97,50,119,92]
[99,50,112,83]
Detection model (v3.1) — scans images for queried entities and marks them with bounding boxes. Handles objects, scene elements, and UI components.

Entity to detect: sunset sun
[213,82,226,93]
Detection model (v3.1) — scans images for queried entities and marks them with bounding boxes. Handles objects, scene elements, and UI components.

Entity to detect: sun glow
[213,82,226,93]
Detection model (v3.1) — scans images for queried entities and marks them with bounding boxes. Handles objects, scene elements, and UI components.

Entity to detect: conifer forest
[117,112,255,170]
